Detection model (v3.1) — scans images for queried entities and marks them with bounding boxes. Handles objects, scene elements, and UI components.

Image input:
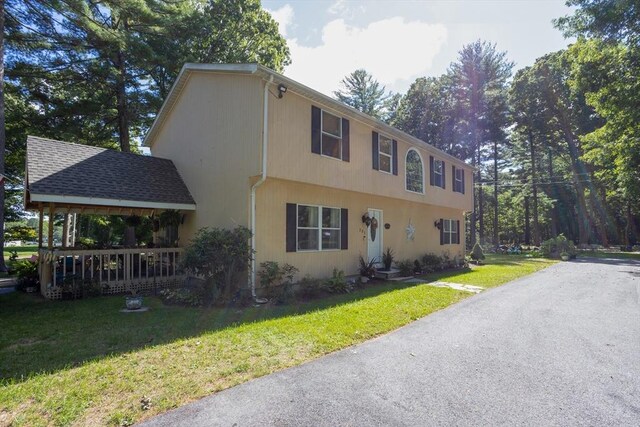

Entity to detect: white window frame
[321,110,343,161]
[454,168,464,193]
[405,148,424,194]
[296,204,342,252]
[442,219,458,245]
[377,133,393,174]
[433,158,444,188]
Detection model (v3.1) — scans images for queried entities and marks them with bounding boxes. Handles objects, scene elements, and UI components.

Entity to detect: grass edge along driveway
[0,255,555,426]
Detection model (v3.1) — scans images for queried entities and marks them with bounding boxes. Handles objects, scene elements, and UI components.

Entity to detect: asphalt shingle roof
[26,136,195,208]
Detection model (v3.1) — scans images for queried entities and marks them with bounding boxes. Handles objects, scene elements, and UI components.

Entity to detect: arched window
[405,149,424,193]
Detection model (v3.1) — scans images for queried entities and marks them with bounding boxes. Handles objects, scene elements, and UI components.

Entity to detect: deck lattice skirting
[39,247,185,300]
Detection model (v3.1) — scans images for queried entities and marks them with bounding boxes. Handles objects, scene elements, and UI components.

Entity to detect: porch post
[38,204,44,249]
[62,211,69,248]
[48,203,55,250]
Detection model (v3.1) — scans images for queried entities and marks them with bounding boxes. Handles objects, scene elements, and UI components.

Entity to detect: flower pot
[561,255,570,261]
[360,276,369,284]
[126,296,144,310]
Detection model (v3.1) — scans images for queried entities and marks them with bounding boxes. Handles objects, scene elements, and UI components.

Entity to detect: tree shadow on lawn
[0,278,436,383]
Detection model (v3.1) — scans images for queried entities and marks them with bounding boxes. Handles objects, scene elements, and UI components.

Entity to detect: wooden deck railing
[38,247,184,300]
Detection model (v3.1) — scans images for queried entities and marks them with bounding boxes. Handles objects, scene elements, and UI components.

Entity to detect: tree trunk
[559,120,591,245]
[524,196,530,245]
[0,1,8,272]
[547,146,559,238]
[493,140,499,246]
[477,146,484,243]
[529,130,540,246]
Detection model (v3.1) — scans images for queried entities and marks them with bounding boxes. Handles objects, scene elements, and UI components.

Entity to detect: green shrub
[159,287,204,307]
[325,269,353,294]
[181,226,253,304]
[414,259,422,274]
[14,259,39,291]
[470,243,485,262]
[296,275,326,299]
[258,261,299,303]
[421,253,442,272]
[395,259,414,277]
[541,234,576,259]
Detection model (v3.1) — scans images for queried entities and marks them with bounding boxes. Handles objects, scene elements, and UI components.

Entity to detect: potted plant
[14,259,39,293]
[125,289,144,310]
[358,256,377,282]
[560,251,570,261]
[382,247,394,271]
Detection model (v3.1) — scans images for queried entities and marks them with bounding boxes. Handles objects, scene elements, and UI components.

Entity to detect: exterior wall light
[277,84,287,98]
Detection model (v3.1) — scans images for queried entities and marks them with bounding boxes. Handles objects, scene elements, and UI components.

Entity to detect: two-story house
[145,63,474,294]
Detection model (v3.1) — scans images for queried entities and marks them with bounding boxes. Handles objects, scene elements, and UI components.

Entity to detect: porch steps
[375,268,401,280]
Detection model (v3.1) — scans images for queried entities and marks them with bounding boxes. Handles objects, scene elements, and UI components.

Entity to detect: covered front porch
[25,136,197,299]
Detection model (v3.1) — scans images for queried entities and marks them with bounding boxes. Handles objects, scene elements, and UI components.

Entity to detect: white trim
[29,193,196,211]
[405,148,425,194]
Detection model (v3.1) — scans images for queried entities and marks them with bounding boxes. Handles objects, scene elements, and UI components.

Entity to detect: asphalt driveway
[140,257,640,426]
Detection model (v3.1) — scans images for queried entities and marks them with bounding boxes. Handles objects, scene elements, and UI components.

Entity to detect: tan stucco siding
[255,178,466,280]
[267,90,473,212]
[149,73,263,242]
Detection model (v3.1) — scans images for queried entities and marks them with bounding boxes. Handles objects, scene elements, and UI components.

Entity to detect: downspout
[250,75,274,300]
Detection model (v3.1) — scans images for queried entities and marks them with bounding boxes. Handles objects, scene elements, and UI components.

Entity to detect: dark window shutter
[392,140,398,175]
[452,165,456,192]
[462,170,466,194]
[429,156,434,186]
[372,132,379,170]
[340,208,348,250]
[442,161,446,189]
[439,219,444,245]
[286,203,297,252]
[311,106,321,154]
[456,220,461,244]
[341,118,350,162]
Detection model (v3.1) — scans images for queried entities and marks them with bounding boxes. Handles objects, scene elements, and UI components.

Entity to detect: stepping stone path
[402,278,484,293]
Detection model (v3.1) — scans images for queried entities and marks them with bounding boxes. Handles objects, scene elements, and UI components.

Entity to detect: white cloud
[328,0,365,18]
[284,17,448,96]
[328,0,347,15]
[266,4,294,37]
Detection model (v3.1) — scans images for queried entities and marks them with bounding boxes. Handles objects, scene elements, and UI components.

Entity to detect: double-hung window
[297,205,341,251]
[440,219,460,245]
[372,132,397,175]
[430,156,445,189]
[321,110,342,159]
[378,134,393,173]
[454,167,464,193]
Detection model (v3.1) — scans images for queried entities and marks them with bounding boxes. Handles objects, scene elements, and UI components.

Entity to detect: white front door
[367,209,383,264]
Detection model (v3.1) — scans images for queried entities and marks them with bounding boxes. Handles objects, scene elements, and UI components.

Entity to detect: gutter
[249,75,274,300]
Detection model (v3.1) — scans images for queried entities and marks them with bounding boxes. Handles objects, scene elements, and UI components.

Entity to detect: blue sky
[262,0,575,96]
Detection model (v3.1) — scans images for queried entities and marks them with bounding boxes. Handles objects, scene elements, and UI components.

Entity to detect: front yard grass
[0,254,554,426]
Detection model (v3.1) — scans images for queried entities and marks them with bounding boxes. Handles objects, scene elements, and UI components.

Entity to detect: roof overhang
[143,63,476,171]
[27,193,196,212]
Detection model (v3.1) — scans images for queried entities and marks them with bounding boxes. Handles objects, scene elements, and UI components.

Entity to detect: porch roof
[25,136,196,214]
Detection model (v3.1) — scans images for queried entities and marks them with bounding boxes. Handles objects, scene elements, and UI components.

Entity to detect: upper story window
[378,134,394,173]
[321,110,342,159]
[405,149,424,193]
[311,106,350,162]
[429,156,445,189]
[372,131,397,175]
[453,166,465,194]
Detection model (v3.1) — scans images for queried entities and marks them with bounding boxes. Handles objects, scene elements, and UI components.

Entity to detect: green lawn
[419,253,557,288]
[0,254,555,426]
[577,250,640,260]
[3,245,39,262]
